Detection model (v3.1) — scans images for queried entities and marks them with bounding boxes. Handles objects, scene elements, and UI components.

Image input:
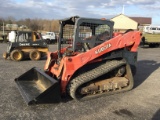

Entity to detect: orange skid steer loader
[15,16,141,105]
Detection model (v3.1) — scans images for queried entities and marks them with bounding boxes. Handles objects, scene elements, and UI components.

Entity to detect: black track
[68,59,134,101]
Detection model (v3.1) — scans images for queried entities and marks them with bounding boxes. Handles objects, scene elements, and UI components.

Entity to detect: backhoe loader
[15,16,141,105]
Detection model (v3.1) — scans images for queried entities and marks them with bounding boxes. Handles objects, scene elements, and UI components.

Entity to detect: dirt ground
[0,43,160,120]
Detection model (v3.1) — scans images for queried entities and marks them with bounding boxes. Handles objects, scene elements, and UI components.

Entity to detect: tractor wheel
[3,52,8,59]
[29,50,41,61]
[149,44,156,48]
[10,50,23,61]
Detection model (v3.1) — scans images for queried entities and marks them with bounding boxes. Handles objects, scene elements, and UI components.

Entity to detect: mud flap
[15,67,61,105]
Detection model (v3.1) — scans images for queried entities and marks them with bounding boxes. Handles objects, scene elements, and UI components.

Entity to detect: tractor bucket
[15,67,61,105]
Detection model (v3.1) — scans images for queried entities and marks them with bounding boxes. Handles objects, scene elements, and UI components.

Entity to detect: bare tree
[0,16,60,32]
[6,16,16,24]
[29,19,39,31]
[51,20,59,32]
[24,18,31,29]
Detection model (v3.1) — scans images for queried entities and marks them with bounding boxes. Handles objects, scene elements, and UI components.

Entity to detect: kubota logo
[95,43,111,54]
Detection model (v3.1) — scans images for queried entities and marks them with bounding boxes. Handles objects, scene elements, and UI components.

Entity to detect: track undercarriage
[68,59,134,100]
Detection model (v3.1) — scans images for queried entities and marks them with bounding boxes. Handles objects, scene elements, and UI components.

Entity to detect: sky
[0,0,160,25]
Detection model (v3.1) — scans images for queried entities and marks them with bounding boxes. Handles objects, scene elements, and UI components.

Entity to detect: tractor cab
[9,31,42,43]
[58,16,114,57]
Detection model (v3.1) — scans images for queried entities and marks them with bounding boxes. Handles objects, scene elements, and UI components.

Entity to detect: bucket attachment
[15,67,61,105]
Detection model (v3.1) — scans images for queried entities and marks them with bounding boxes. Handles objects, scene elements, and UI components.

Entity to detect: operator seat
[83,31,110,50]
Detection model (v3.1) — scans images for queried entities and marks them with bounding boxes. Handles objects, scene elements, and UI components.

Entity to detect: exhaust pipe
[15,67,61,105]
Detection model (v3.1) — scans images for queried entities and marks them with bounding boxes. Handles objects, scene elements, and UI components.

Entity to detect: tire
[149,44,156,48]
[0,40,3,43]
[3,52,8,59]
[29,50,41,61]
[10,50,23,61]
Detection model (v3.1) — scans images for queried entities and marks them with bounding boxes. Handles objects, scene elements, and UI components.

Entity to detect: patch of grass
[143,33,160,42]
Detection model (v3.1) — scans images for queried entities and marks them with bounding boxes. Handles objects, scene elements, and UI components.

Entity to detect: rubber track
[68,60,126,100]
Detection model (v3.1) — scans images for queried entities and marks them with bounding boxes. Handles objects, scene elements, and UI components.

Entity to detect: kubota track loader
[15,16,141,105]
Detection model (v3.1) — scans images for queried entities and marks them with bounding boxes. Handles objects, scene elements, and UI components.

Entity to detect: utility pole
[122,5,125,14]
[3,22,4,35]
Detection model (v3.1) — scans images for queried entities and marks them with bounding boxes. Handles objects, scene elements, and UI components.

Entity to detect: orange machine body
[44,31,141,93]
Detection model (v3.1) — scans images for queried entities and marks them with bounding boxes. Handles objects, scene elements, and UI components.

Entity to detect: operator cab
[58,16,114,55]
[9,31,42,43]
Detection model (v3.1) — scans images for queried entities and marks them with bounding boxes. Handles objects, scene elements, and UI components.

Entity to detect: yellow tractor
[3,31,48,61]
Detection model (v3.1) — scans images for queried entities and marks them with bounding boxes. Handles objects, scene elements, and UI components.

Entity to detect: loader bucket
[15,67,61,105]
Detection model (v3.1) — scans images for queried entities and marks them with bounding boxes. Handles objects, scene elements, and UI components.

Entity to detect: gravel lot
[0,43,160,120]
